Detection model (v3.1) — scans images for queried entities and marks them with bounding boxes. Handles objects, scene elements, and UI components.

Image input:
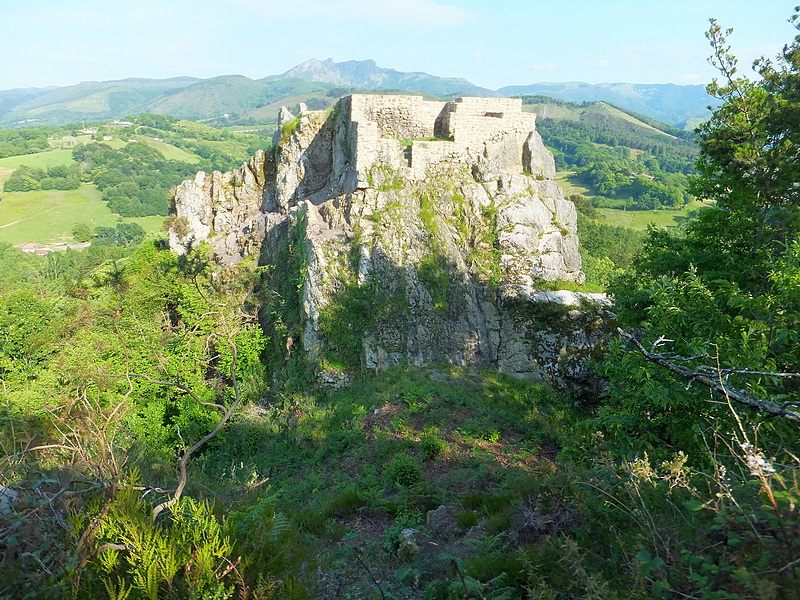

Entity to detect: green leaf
[634,549,652,563]
[684,499,705,511]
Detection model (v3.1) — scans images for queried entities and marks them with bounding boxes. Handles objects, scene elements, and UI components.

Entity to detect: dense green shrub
[2,164,79,192]
[386,453,422,487]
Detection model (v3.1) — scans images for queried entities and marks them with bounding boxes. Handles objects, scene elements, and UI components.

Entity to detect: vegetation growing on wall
[259,209,314,390]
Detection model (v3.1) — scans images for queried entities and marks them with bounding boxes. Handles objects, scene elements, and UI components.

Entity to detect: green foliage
[386,453,422,487]
[367,164,403,191]
[593,16,800,458]
[537,106,696,210]
[72,222,94,242]
[73,142,194,216]
[279,115,303,144]
[74,491,236,600]
[573,17,800,599]
[0,289,57,377]
[137,116,270,168]
[420,427,447,460]
[576,212,644,287]
[0,126,50,158]
[259,210,315,388]
[0,239,274,596]
[92,222,146,247]
[3,163,80,192]
[417,253,449,312]
[116,222,147,247]
[315,252,409,373]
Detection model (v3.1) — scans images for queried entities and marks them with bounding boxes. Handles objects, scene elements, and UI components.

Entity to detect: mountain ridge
[0,59,715,128]
[272,57,498,98]
[499,81,717,127]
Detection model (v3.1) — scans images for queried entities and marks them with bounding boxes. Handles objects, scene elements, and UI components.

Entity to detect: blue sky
[1,0,795,90]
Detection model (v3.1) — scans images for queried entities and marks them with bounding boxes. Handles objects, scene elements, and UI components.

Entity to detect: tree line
[535,106,698,210]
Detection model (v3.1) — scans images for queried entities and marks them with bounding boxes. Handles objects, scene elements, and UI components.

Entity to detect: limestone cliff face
[168,95,611,394]
[169,150,270,263]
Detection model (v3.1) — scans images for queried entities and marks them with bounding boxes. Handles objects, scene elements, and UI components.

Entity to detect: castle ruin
[167,95,610,393]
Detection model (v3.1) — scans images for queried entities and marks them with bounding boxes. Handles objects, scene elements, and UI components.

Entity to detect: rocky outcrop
[168,95,612,394]
[168,150,270,263]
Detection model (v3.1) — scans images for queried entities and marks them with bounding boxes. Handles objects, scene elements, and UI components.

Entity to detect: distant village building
[17,242,89,254]
[18,243,54,255]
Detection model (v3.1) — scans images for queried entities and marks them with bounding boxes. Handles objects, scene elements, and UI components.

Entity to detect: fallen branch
[618,328,800,422]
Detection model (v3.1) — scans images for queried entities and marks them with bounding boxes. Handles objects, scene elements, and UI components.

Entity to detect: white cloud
[594,59,612,68]
[236,0,471,26]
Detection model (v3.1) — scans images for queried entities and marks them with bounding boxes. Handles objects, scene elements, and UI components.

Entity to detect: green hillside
[2,77,199,127]
[0,116,272,246]
[0,184,163,246]
[0,63,715,129]
[0,71,459,128]
[521,98,701,288]
[525,97,698,209]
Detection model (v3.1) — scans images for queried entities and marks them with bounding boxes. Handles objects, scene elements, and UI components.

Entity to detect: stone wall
[440,97,537,146]
[408,140,463,179]
[349,94,446,140]
[346,94,539,182]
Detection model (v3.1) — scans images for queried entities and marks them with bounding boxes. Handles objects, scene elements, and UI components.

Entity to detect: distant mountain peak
[0,62,716,129]
[277,58,496,97]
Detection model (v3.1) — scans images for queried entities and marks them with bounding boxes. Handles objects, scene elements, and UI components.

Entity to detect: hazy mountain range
[0,59,716,129]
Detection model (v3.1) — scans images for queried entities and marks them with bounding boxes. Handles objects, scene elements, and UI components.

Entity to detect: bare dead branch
[151,332,244,521]
[702,368,800,379]
[618,328,800,423]
[103,373,226,413]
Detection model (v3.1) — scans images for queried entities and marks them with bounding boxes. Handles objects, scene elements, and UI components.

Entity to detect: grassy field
[133,137,202,163]
[595,199,709,229]
[0,167,14,188]
[556,171,706,230]
[0,184,164,246]
[0,142,194,247]
[555,171,590,196]
[0,148,76,170]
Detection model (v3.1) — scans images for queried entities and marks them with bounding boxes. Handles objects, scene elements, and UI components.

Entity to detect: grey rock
[426,505,460,537]
[0,484,18,513]
[398,528,421,561]
[167,94,614,395]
